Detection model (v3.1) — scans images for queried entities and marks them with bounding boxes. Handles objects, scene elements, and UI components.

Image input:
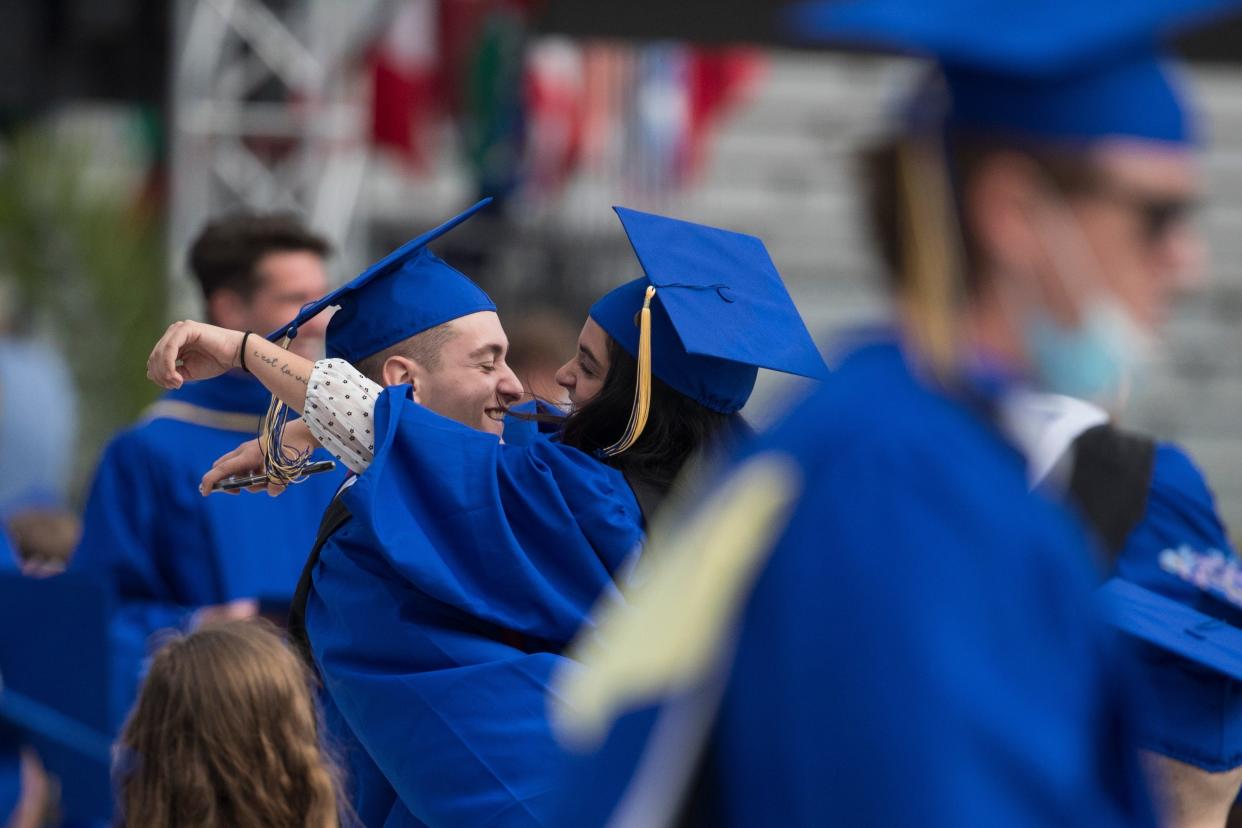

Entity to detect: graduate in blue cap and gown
[70,215,346,735]
[1004,391,1242,828]
[546,1,1241,825]
[152,204,826,826]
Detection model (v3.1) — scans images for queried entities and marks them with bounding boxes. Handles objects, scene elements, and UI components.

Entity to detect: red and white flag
[369,0,442,169]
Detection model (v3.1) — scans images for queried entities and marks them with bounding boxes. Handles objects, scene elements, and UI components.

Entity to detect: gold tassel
[257,335,314,484]
[894,137,964,383]
[601,285,656,457]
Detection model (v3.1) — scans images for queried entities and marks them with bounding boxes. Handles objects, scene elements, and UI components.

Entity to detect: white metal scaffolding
[168,0,390,309]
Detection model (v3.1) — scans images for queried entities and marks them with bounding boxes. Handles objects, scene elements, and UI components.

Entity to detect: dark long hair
[558,335,750,496]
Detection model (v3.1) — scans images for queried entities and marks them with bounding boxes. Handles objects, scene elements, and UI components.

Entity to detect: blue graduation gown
[554,338,1155,827]
[1114,443,1239,618]
[70,373,344,731]
[1108,443,1242,770]
[306,386,643,826]
[0,529,16,825]
[0,527,14,571]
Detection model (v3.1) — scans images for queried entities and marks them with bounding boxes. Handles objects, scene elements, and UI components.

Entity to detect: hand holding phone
[211,460,337,492]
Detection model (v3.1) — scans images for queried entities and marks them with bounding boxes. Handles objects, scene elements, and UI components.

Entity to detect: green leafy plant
[0,124,168,497]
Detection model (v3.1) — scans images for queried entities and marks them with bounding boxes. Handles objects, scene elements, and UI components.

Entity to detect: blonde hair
[116,619,342,827]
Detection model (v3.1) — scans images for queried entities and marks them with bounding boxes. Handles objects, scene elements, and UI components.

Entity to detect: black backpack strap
[287,495,354,672]
[1067,424,1157,564]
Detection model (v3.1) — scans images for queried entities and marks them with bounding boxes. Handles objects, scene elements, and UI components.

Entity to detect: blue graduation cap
[784,0,1242,146]
[267,199,496,364]
[0,572,114,822]
[257,200,496,482]
[589,207,828,454]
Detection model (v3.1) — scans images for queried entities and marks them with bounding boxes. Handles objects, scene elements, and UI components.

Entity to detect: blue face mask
[1024,296,1151,402]
[1021,197,1156,405]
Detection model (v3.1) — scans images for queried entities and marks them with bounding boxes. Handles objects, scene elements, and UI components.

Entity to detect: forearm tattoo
[254,350,309,385]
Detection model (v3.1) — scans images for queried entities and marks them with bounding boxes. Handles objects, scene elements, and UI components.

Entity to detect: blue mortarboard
[590,207,827,421]
[784,0,1242,145]
[268,199,496,364]
[259,201,495,483]
[0,572,113,822]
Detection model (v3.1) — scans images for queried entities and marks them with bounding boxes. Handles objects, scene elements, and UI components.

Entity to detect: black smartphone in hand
[211,460,337,492]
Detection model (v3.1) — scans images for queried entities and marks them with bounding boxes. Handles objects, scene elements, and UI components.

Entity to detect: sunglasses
[1085,182,1199,244]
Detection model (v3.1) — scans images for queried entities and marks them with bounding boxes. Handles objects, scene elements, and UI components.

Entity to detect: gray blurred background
[1,0,1240,543]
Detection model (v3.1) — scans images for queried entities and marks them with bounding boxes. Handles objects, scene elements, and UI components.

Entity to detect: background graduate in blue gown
[152,203,826,826]
[70,214,345,734]
[0,526,18,827]
[1007,391,1242,828]
[548,1,1241,825]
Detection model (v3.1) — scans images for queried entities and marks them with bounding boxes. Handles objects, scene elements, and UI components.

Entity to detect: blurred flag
[684,48,764,181]
[621,44,763,194]
[460,4,529,200]
[524,37,584,196]
[369,0,441,169]
[627,43,690,195]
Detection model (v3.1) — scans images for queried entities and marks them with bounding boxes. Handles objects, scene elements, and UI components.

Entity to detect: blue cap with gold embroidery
[268,199,495,364]
[784,0,1242,146]
[590,207,827,422]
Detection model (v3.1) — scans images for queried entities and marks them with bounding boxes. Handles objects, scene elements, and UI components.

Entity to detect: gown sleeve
[303,359,381,475]
[339,385,645,644]
[308,525,574,827]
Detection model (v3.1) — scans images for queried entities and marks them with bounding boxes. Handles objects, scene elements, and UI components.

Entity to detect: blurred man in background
[70,213,345,732]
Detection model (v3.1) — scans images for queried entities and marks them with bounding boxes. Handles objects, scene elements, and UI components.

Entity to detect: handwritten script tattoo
[254,350,309,385]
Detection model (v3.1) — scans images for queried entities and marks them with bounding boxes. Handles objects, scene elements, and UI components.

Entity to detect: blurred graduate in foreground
[546,1,1240,825]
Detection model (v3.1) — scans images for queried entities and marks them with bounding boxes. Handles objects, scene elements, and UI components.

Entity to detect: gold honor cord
[895,137,965,383]
[601,285,656,457]
[257,335,314,485]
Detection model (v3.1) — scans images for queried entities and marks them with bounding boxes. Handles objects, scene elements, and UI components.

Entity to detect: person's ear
[963,151,1048,282]
[207,289,250,331]
[381,355,420,399]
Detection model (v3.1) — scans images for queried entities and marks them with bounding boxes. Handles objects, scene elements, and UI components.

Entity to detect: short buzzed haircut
[187,212,332,303]
[353,321,459,385]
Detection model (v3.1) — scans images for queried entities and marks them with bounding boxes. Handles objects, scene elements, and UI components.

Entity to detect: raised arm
[146,320,314,413]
